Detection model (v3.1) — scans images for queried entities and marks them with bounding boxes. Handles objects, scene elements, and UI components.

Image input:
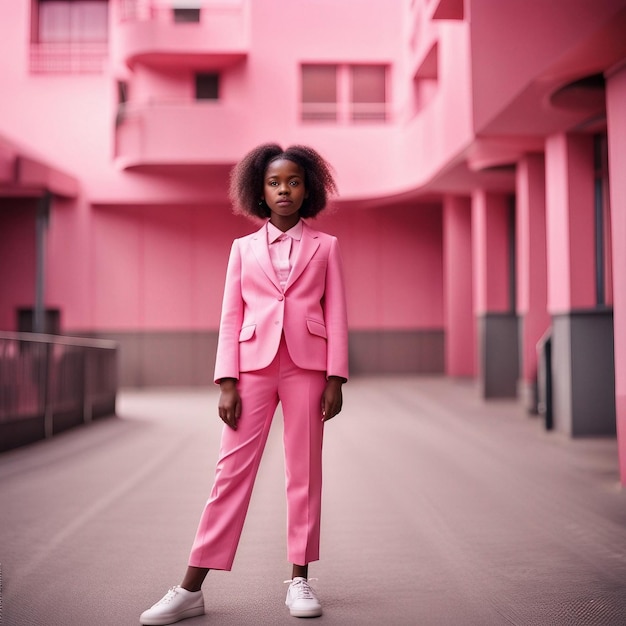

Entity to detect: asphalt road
[1,377,625,625]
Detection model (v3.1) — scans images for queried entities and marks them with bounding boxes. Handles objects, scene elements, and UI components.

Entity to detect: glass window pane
[196,73,219,100]
[73,2,109,42]
[351,65,386,102]
[39,2,72,42]
[173,8,201,23]
[351,65,387,121]
[301,65,337,121]
[39,1,108,43]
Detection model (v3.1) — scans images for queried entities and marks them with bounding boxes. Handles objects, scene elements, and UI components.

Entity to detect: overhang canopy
[0,134,79,199]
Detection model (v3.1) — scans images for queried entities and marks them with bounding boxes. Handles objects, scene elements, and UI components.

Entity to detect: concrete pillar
[472,190,518,398]
[34,192,51,334]
[443,195,475,377]
[606,61,626,483]
[545,133,615,436]
[515,154,550,412]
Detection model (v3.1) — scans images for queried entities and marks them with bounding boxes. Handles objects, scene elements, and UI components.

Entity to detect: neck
[270,215,301,232]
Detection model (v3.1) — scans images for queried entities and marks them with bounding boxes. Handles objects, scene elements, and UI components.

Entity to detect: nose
[278,182,290,195]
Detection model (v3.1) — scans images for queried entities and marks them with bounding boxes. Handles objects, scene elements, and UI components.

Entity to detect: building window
[195,73,219,100]
[301,64,388,123]
[36,0,108,42]
[115,80,129,126]
[31,0,109,73]
[173,8,200,23]
[302,65,338,121]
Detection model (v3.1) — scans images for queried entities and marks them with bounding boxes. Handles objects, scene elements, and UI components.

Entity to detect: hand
[218,378,242,430]
[321,376,344,422]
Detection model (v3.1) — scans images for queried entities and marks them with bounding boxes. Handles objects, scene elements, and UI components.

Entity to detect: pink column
[606,61,626,484]
[472,190,511,315]
[545,132,615,436]
[516,154,550,411]
[545,134,595,313]
[472,190,517,397]
[443,195,475,377]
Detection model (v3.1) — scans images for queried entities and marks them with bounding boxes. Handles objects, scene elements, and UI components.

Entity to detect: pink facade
[2,1,626,480]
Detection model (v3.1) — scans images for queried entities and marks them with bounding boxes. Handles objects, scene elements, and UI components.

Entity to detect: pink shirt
[267,220,303,290]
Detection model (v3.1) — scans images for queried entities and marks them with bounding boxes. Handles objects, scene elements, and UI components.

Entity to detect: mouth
[276,199,292,206]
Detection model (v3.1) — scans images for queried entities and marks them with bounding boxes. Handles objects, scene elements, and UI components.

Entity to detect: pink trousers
[188,337,327,570]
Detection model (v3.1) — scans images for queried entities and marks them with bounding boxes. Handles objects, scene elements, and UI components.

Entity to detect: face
[263,159,308,228]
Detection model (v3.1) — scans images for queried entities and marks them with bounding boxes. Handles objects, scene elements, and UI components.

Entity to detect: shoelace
[284,578,318,600]
[156,587,180,606]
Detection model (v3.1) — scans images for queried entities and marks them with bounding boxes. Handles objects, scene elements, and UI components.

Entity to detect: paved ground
[1,376,626,626]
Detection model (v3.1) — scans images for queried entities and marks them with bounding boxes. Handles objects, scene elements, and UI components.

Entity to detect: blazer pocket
[306,319,327,339]
[239,324,256,342]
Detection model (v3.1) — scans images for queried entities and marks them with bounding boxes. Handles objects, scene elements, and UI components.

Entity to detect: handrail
[0,331,118,350]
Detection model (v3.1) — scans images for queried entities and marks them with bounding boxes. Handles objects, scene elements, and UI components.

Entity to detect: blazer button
[277,294,284,301]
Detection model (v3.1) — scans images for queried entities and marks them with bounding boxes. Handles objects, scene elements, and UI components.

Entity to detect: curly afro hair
[229,143,337,219]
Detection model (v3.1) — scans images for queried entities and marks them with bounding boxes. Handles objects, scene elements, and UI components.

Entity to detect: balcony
[116,0,249,69]
[114,98,249,169]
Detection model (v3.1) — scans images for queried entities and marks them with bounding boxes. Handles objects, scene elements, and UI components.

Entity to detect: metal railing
[29,42,108,74]
[301,102,389,123]
[0,332,118,452]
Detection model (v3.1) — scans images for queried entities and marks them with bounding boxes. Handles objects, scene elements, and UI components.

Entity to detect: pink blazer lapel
[250,224,281,291]
[285,221,320,291]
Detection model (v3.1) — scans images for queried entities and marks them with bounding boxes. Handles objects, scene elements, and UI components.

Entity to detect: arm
[214,240,244,429]
[214,240,244,383]
[323,237,349,383]
[321,237,348,421]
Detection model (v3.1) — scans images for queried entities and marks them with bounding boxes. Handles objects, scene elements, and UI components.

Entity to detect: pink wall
[42,200,445,334]
[0,200,37,330]
[606,62,626,483]
[46,196,94,330]
[92,204,249,330]
[317,204,444,330]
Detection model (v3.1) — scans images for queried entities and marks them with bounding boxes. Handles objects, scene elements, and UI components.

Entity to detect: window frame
[300,62,389,124]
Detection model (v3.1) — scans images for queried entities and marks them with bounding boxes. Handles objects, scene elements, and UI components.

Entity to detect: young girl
[140,144,349,625]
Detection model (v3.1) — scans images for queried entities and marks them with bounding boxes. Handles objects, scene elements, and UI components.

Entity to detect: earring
[258,200,264,207]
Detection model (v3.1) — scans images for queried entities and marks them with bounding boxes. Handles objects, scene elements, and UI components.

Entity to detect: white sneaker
[140,586,205,625]
[285,577,323,618]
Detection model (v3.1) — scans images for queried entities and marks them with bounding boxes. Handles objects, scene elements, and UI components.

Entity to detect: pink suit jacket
[214,220,349,383]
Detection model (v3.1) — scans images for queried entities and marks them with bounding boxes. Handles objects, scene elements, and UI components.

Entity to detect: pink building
[2,0,626,481]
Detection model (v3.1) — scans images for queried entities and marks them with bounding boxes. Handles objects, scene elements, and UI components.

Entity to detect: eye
[290,180,300,186]
[268,181,278,186]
